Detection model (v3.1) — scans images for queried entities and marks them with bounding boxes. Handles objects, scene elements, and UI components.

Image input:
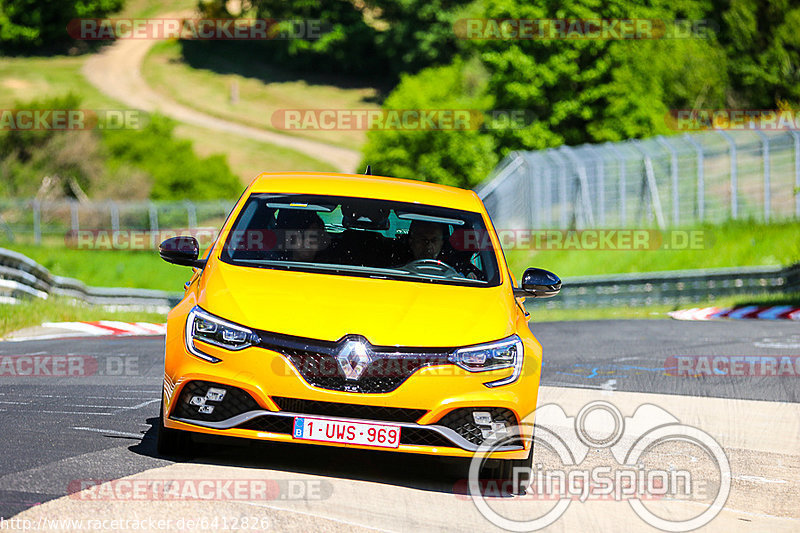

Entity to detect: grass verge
[504,221,800,278]
[528,292,800,322]
[0,297,166,338]
[0,52,335,184]
[143,40,382,149]
[2,243,191,292]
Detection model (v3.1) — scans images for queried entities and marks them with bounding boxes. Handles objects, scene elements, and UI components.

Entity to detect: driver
[405,219,481,280]
[408,220,446,260]
[275,209,331,262]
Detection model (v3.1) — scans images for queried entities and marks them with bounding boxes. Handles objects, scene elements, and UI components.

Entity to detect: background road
[82,24,361,173]
[1,319,798,526]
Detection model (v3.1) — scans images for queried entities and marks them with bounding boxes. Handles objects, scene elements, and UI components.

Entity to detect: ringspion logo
[467,401,730,531]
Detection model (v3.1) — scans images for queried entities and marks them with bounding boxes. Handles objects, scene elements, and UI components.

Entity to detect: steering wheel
[402,259,460,277]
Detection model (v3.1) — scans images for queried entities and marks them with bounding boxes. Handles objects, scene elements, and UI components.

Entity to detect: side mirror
[513,268,561,298]
[159,236,206,268]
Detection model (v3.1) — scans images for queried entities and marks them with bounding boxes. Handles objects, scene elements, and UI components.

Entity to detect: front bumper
[164,318,540,459]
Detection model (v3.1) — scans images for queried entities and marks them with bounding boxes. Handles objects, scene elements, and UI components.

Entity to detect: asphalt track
[0,319,798,530]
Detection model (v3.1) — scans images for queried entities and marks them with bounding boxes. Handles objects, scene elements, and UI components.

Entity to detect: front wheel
[157,398,190,457]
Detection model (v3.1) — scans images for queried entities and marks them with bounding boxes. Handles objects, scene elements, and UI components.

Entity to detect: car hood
[196,260,517,347]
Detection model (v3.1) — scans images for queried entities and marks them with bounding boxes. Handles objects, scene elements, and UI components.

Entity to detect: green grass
[116,0,196,18]
[0,297,166,338]
[2,221,797,324]
[143,40,382,149]
[528,292,800,322]
[0,55,120,110]
[3,243,191,292]
[173,123,336,181]
[504,221,800,280]
[0,48,335,184]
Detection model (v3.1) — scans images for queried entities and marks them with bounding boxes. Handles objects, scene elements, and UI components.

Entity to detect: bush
[102,115,242,200]
[0,95,242,201]
[360,59,498,189]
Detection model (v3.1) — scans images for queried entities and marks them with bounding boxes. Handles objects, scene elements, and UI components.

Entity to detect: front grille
[400,427,457,447]
[256,330,452,394]
[272,396,426,423]
[435,407,518,446]
[236,414,294,434]
[172,380,261,423]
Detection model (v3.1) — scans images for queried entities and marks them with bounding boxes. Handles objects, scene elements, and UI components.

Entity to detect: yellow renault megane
[157,172,560,486]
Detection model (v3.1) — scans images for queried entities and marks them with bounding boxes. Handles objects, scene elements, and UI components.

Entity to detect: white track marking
[68,404,145,409]
[134,322,167,334]
[4,321,167,341]
[116,399,160,410]
[72,427,144,439]
[41,322,115,335]
[735,475,788,484]
[39,410,113,415]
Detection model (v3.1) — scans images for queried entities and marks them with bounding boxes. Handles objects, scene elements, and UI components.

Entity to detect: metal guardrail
[2,247,796,312]
[532,263,800,309]
[0,247,182,312]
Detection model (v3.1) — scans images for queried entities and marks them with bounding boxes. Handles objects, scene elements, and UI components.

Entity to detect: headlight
[449,335,524,388]
[185,306,259,363]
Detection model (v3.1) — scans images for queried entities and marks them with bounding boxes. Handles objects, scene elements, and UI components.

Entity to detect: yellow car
[157,172,560,487]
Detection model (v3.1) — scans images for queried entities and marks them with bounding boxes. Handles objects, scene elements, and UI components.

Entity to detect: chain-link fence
[0,199,234,246]
[477,130,800,229]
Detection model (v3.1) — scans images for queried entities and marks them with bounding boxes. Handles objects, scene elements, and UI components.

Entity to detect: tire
[157,398,189,457]
[480,443,534,495]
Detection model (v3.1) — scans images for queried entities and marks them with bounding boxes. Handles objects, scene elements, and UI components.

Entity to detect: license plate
[292,416,401,448]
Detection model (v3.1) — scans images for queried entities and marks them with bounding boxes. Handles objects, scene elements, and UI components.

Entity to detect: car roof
[248,172,484,212]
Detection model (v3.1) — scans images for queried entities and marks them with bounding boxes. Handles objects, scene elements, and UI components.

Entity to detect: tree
[0,0,124,51]
[360,59,498,188]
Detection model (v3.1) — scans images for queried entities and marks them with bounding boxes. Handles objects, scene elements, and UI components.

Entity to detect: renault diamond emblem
[337,339,372,380]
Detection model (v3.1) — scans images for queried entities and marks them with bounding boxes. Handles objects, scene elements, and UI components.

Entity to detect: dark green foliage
[0,0,123,51]
[0,95,242,200]
[102,115,242,200]
[363,0,798,186]
[360,59,498,188]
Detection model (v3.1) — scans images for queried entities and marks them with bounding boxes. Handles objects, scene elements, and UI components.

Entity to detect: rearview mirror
[513,268,561,298]
[159,236,206,268]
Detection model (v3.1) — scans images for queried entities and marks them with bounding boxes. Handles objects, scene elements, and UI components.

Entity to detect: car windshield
[219,193,501,287]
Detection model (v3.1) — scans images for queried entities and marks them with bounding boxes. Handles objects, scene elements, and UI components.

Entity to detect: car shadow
[130,415,474,496]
